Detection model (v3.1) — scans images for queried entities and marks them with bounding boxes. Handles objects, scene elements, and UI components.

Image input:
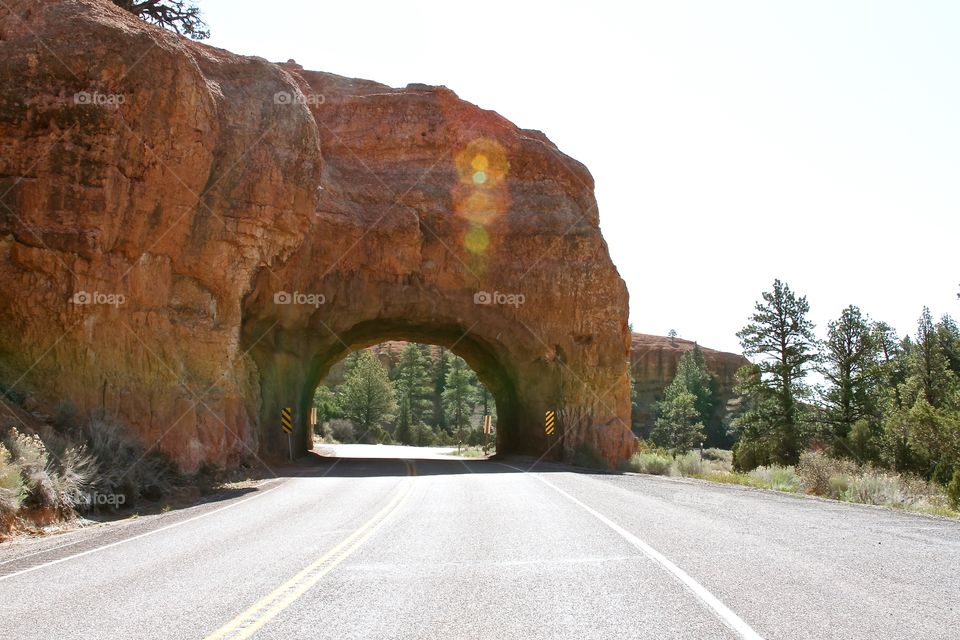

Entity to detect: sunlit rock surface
[0,0,635,470]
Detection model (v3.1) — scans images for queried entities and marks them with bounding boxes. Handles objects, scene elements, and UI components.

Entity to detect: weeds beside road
[623,446,959,518]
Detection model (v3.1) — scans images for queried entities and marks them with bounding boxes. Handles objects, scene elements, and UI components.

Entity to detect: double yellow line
[205,461,418,640]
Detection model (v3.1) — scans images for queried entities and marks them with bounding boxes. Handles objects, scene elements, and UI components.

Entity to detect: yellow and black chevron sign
[280,407,293,434]
[545,410,555,436]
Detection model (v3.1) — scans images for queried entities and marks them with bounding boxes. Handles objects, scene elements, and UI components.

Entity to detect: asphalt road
[1,444,957,639]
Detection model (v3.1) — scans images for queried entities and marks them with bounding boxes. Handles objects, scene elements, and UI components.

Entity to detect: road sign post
[482,415,492,452]
[281,407,294,461]
[545,410,555,436]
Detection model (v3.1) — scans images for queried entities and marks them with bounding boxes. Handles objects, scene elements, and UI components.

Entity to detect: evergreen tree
[442,357,476,445]
[873,322,907,410]
[904,308,956,409]
[312,385,339,429]
[733,279,818,467]
[336,351,396,438]
[432,348,451,433]
[392,344,433,445]
[474,381,496,420]
[728,364,783,470]
[652,390,705,453]
[936,314,960,378]
[818,305,881,456]
[892,309,960,480]
[652,346,715,452]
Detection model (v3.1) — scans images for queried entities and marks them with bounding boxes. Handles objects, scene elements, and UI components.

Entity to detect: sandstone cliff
[0,0,635,470]
[630,333,749,447]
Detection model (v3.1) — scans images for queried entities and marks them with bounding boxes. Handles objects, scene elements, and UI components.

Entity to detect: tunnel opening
[307,336,502,455]
[298,321,519,453]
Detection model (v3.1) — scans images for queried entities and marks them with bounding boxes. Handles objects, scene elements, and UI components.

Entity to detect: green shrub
[1,428,97,512]
[673,451,704,477]
[796,451,859,495]
[841,471,912,506]
[623,452,673,475]
[634,439,673,457]
[702,448,733,463]
[3,428,58,508]
[747,465,802,492]
[948,470,960,510]
[328,419,356,444]
[732,438,774,472]
[827,474,851,500]
[0,443,23,517]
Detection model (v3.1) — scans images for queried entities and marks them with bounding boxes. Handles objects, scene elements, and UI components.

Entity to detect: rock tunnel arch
[243,299,552,462]
[0,3,636,473]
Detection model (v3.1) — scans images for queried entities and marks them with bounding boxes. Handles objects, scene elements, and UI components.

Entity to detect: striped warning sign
[281,407,293,434]
[545,410,555,436]
[483,415,493,434]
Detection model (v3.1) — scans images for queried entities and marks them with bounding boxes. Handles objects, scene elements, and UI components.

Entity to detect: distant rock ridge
[630,333,749,446]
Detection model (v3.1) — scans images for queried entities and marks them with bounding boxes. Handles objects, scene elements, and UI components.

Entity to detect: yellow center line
[205,460,418,640]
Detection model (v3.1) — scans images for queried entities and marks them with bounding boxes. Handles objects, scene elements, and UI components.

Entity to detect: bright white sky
[201,0,959,354]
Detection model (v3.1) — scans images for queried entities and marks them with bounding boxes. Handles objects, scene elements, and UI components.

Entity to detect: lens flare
[464,224,490,254]
[453,138,510,257]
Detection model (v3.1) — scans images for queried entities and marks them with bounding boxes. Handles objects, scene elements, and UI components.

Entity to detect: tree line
[651,279,960,490]
[313,344,495,448]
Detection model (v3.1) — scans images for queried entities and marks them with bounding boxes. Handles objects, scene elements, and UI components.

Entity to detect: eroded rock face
[630,333,749,447]
[0,0,635,470]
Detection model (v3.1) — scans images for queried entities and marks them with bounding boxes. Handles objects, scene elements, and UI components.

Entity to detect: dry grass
[626,442,958,517]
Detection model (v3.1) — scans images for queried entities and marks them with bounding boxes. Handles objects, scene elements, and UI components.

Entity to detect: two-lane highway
[1,445,957,639]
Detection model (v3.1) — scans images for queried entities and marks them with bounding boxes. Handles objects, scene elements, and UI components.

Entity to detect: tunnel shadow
[272,449,622,479]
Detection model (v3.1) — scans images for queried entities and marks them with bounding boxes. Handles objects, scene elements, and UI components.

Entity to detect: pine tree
[734,279,818,467]
[474,383,496,420]
[652,346,715,452]
[336,351,396,438]
[392,344,433,446]
[818,305,881,455]
[652,390,704,453]
[904,308,956,408]
[442,357,476,446]
[312,385,339,431]
[937,314,960,378]
[894,309,960,480]
[432,348,451,433]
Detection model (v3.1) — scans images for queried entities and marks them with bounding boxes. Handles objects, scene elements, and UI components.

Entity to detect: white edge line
[0,477,294,583]
[500,463,764,640]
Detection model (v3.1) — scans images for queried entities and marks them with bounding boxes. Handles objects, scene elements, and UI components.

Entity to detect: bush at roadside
[622,452,673,475]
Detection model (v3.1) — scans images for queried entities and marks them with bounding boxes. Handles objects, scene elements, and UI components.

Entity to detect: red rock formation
[0,0,635,470]
[630,333,749,446]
